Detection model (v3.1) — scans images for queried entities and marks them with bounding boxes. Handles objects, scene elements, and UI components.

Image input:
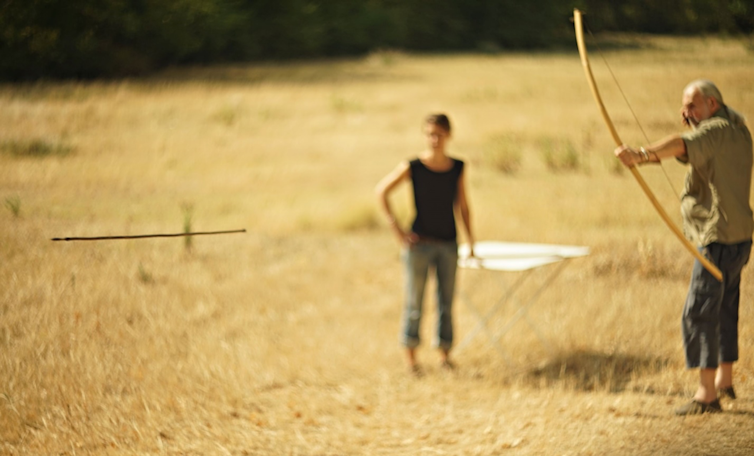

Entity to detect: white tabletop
[458,241,589,272]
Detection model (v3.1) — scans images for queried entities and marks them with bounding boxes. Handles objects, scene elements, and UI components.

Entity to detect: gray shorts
[682,240,751,369]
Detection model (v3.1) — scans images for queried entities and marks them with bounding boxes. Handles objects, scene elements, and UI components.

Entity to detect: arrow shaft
[51,229,246,242]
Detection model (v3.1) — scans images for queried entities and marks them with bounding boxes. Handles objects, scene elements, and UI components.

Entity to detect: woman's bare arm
[455,168,475,257]
[375,161,412,245]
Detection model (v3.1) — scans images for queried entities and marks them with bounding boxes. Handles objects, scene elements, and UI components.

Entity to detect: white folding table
[455,241,589,363]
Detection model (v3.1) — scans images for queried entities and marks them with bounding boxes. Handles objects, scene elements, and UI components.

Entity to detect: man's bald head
[684,79,724,106]
[682,80,723,128]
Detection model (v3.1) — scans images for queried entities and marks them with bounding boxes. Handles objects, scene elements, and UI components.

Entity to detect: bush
[484,134,522,175]
[0,138,73,158]
[539,137,581,173]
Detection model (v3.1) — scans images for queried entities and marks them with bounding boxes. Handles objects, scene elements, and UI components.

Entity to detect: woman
[375,113,475,375]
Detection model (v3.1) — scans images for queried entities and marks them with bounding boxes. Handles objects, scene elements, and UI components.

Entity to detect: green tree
[1,0,752,80]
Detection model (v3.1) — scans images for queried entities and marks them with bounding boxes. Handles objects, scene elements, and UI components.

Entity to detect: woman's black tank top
[409,158,464,241]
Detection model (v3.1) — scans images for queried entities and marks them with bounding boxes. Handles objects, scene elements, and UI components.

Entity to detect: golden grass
[3,35,754,455]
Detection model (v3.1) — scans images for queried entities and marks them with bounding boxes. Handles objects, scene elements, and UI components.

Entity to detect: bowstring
[584,21,681,201]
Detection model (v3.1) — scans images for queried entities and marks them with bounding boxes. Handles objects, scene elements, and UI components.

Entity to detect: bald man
[615,80,753,415]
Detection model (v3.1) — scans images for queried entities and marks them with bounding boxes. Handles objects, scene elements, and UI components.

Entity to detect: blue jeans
[401,240,458,350]
[683,241,751,369]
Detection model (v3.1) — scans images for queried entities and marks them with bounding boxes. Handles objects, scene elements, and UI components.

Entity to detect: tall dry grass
[3,36,754,455]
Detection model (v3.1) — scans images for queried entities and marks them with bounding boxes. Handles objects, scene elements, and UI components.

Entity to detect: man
[615,80,753,415]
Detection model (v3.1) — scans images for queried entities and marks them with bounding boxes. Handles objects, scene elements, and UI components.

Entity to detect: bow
[573,9,722,281]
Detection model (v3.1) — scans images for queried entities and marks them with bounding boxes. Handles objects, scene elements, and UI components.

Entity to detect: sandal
[674,399,722,416]
[718,386,736,400]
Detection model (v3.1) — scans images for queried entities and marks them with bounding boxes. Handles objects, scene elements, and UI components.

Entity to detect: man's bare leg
[694,368,718,403]
[715,362,733,389]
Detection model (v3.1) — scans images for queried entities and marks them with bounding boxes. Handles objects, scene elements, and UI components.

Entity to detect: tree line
[1,0,752,80]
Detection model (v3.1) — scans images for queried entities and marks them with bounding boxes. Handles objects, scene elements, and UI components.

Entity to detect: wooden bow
[573,9,722,281]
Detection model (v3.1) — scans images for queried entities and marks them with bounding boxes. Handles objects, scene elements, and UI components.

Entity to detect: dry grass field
[3,34,754,455]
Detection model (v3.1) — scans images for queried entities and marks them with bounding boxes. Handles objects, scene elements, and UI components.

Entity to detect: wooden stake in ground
[51,229,246,242]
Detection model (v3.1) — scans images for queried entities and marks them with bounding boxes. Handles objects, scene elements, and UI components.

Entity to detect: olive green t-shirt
[679,107,754,246]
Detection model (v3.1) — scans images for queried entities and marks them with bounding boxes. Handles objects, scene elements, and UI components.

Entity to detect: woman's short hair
[425,113,451,133]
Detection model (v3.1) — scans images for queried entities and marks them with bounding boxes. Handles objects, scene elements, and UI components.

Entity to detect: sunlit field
[3,35,754,455]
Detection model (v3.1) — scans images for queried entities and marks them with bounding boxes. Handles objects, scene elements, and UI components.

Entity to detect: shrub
[540,137,581,172]
[5,196,21,217]
[484,134,522,175]
[0,139,73,158]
